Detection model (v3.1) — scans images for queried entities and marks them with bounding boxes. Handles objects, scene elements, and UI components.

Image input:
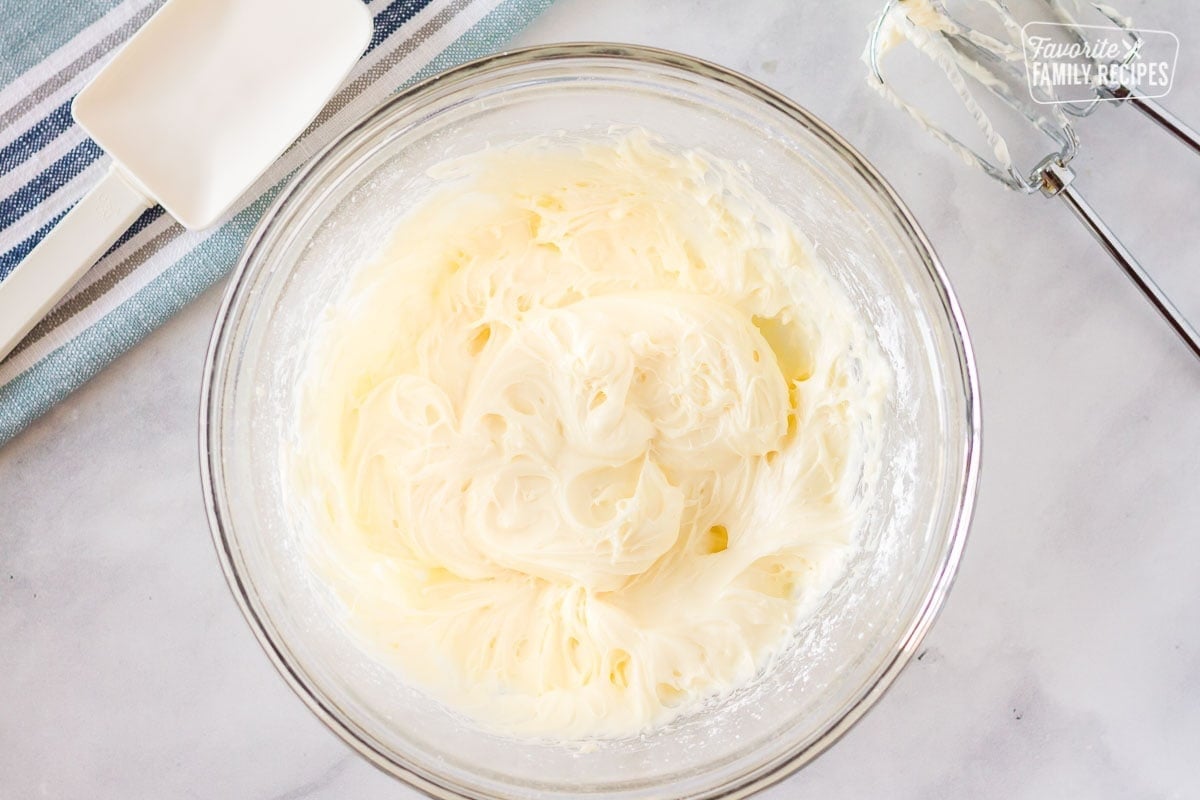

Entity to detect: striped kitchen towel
[0,0,552,446]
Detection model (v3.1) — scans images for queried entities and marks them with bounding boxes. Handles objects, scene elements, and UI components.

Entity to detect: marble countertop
[3,0,1199,797]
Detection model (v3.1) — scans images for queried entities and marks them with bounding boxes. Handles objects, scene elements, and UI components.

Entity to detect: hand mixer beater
[866,0,1200,359]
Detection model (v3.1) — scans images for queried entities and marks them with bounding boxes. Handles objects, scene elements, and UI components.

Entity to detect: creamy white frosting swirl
[287,131,889,739]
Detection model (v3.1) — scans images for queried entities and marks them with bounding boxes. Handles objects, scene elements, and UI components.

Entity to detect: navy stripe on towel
[368,0,437,53]
[0,207,68,281]
[0,203,166,281]
[0,100,74,174]
[0,138,102,233]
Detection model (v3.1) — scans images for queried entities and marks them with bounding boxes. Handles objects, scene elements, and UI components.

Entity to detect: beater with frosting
[287,130,890,739]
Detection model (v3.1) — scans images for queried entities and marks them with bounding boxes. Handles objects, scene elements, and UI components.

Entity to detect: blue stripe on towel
[369,0,436,52]
[0,204,166,282]
[0,208,69,282]
[102,205,166,255]
[0,101,74,172]
[0,138,103,232]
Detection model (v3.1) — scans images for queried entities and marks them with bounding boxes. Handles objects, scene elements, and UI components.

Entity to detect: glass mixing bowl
[200,44,980,800]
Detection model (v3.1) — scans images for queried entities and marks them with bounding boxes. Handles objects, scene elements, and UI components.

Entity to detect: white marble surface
[3,0,1199,797]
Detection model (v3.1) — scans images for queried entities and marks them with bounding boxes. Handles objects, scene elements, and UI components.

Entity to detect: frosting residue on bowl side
[286,130,890,739]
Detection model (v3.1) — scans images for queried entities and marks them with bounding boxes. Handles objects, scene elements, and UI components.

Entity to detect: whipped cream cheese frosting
[286,130,890,739]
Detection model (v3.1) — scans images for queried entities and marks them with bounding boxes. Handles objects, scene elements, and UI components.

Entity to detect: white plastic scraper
[0,0,372,360]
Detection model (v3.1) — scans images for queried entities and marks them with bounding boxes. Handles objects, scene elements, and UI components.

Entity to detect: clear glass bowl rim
[199,42,982,800]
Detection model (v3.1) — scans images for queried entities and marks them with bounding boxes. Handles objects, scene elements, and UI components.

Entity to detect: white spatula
[0,0,372,362]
